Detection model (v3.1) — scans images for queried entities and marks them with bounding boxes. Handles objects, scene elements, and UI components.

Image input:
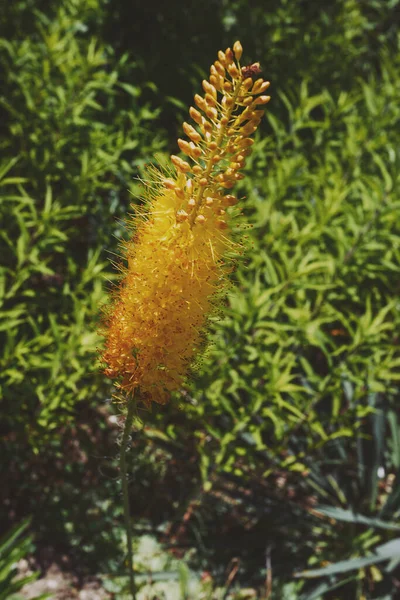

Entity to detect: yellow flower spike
[101,42,270,405]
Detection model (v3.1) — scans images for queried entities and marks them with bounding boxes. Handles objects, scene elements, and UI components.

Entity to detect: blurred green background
[1,0,400,598]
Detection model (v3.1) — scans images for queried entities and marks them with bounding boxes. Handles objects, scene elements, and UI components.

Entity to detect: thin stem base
[120,395,137,600]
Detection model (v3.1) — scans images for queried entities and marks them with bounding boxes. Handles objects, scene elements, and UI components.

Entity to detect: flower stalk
[119,394,137,600]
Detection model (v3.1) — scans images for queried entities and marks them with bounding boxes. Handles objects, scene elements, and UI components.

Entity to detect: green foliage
[103,0,400,138]
[192,54,400,477]
[0,0,166,443]
[1,174,106,434]
[0,519,48,600]
[294,404,400,598]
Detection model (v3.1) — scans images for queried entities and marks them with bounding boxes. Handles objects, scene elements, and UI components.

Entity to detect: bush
[0,0,166,440]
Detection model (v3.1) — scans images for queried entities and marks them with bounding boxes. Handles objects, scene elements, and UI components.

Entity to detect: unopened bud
[220,180,235,189]
[194,94,207,111]
[189,106,202,124]
[202,80,217,98]
[206,106,218,120]
[171,155,191,173]
[235,138,254,149]
[178,138,192,155]
[222,96,234,108]
[191,145,202,158]
[176,210,188,222]
[242,77,253,91]
[205,93,217,106]
[251,78,264,93]
[218,50,227,65]
[222,195,238,206]
[209,75,221,89]
[233,41,243,61]
[241,122,257,135]
[183,122,202,143]
[225,48,234,63]
[216,219,228,229]
[164,178,176,190]
[257,81,271,94]
[253,95,271,105]
[214,61,225,76]
[227,63,240,79]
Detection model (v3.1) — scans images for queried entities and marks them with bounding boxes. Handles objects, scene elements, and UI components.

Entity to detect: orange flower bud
[189,106,202,125]
[253,95,271,105]
[233,41,243,61]
[171,155,191,172]
[183,122,202,143]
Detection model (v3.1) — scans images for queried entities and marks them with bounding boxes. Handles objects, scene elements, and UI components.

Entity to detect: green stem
[120,394,137,600]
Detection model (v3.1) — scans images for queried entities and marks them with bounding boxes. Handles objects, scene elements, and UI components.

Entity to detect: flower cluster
[101,41,270,405]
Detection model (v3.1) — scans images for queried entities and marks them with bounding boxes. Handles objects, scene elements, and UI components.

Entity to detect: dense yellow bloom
[101,42,270,405]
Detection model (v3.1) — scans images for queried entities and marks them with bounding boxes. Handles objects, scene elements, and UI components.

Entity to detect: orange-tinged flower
[101,42,270,405]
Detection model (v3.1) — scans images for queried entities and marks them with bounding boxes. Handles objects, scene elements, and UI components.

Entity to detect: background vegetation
[1,0,400,598]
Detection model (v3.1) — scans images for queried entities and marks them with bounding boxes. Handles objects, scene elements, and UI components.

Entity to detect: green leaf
[298,538,400,578]
[312,505,400,532]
